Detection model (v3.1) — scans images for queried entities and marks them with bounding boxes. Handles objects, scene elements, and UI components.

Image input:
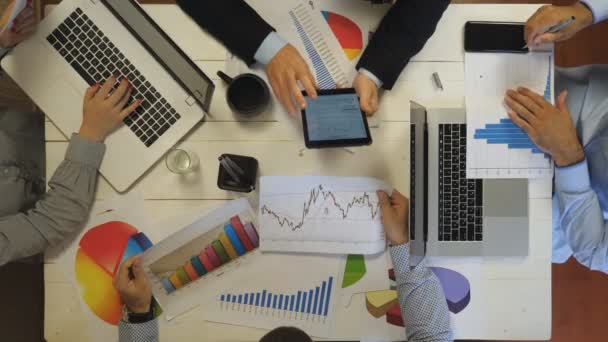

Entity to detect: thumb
[556,90,568,112]
[370,91,379,114]
[359,90,372,115]
[132,255,146,281]
[377,190,391,211]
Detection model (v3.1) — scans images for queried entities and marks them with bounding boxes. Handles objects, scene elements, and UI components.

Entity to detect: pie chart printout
[366,267,472,327]
[322,11,363,61]
[74,221,153,325]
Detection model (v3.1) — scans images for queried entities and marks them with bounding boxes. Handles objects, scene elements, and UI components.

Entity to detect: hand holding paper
[0,0,36,48]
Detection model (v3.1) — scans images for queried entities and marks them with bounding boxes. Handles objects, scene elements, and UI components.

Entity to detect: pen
[223,156,245,175]
[524,16,575,49]
[432,72,444,91]
[219,156,242,183]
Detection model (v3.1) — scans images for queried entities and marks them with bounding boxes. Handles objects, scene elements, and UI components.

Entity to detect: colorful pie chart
[74,221,153,325]
[322,11,363,61]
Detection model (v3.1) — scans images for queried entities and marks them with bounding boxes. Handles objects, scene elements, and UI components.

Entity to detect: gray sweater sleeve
[0,134,105,266]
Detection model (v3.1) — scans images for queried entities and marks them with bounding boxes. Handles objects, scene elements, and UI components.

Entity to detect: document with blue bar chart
[245,0,351,89]
[465,52,555,179]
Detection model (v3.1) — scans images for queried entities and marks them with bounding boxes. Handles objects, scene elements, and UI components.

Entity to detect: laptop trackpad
[483,217,529,257]
[483,179,528,217]
[50,77,89,136]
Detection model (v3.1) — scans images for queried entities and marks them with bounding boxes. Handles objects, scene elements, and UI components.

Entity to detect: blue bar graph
[313,287,319,314]
[219,277,335,317]
[474,118,549,159]
[319,281,326,315]
[307,290,313,314]
[324,276,333,316]
[289,11,336,89]
[474,57,552,160]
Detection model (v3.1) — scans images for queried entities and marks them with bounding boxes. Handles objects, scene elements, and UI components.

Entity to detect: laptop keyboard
[438,124,483,242]
[46,7,181,148]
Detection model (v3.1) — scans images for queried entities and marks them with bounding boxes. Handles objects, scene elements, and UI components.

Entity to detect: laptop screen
[409,101,427,265]
[102,0,214,112]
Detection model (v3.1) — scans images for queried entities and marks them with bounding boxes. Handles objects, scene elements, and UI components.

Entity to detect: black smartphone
[464,21,528,53]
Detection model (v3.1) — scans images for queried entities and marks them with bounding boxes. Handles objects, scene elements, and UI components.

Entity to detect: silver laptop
[1,0,214,192]
[409,102,529,258]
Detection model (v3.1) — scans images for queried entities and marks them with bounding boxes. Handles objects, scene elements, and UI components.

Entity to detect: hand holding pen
[525,3,594,46]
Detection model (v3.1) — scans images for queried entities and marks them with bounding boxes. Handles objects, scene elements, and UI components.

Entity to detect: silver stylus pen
[524,16,575,49]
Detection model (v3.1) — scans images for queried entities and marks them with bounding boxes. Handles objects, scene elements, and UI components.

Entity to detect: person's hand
[377,190,410,246]
[525,3,594,46]
[505,87,585,167]
[353,73,379,116]
[113,255,152,314]
[266,44,318,116]
[0,2,37,48]
[78,75,141,142]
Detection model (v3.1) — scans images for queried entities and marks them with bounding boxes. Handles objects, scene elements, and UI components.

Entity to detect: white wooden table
[43,4,553,341]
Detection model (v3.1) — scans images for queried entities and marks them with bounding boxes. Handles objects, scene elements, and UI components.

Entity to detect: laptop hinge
[423,120,429,253]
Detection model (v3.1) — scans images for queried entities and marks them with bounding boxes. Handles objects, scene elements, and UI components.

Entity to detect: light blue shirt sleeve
[253,32,288,65]
[359,68,384,88]
[581,0,608,24]
[390,243,452,342]
[555,159,608,273]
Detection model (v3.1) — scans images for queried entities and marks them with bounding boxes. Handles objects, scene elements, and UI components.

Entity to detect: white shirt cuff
[581,0,608,24]
[253,32,288,65]
[358,68,383,88]
[555,159,591,193]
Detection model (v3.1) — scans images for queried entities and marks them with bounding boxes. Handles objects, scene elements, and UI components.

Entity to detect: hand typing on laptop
[0,1,37,48]
[505,87,585,167]
[79,75,142,143]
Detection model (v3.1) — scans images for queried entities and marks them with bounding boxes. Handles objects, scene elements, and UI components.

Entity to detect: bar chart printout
[217,277,334,335]
[465,52,555,179]
[202,251,342,338]
[289,3,350,89]
[207,278,339,337]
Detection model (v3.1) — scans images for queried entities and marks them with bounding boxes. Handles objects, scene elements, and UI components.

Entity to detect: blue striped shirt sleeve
[390,243,453,342]
[118,318,159,342]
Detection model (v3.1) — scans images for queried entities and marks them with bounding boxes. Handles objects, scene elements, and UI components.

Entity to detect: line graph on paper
[259,177,389,255]
[465,52,555,179]
[261,184,381,231]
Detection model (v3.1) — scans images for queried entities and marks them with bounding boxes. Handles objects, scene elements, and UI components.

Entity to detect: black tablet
[301,89,373,149]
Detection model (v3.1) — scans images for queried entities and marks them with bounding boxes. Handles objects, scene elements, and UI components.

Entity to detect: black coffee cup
[217,71,270,116]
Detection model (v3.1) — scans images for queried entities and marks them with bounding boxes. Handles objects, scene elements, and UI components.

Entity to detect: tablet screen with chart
[302,89,372,148]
